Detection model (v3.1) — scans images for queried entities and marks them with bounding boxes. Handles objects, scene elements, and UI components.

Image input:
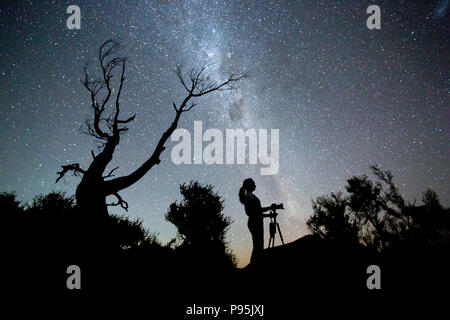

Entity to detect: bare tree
[56,40,246,216]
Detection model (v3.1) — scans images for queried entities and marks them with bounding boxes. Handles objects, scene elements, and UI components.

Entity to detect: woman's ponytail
[239,186,246,204]
[239,178,255,204]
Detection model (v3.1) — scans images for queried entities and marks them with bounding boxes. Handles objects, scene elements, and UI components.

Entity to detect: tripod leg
[276,223,285,245]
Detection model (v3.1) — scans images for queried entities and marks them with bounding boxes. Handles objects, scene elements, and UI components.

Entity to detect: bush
[166,181,236,268]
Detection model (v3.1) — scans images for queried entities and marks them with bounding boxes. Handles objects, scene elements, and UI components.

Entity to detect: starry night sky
[1,0,449,266]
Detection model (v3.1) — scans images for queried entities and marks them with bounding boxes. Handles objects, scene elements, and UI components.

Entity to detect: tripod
[268,209,284,248]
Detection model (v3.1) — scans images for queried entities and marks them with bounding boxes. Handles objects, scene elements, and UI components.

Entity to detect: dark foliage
[166,181,236,269]
[3,191,159,254]
[2,169,449,310]
[307,166,450,251]
[2,186,236,298]
[2,190,172,294]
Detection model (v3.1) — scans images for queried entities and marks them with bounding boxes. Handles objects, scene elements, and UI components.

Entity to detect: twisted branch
[107,192,129,211]
[56,163,86,183]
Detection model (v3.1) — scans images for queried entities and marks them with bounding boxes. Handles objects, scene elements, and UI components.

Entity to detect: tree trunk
[75,177,108,216]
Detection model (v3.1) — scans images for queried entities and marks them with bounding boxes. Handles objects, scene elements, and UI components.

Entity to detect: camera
[271,203,284,210]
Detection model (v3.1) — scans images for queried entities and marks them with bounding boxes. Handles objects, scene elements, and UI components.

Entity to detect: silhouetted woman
[239,178,276,264]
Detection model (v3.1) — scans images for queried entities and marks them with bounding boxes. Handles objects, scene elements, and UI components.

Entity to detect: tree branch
[79,40,135,180]
[191,73,248,97]
[103,166,119,179]
[107,192,129,211]
[175,64,191,93]
[82,40,131,147]
[112,59,127,137]
[117,114,136,124]
[183,102,197,112]
[56,163,86,183]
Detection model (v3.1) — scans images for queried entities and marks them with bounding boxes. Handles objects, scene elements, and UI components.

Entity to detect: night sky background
[1,0,448,267]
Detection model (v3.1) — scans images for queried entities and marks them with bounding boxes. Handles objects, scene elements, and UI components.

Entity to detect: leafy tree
[166,181,236,267]
[306,192,359,244]
[2,192,25,249]
[2,191,159,254]
[0,192,23,216]
[405,188,450,246]
[106,214,160,251]
[307,166,450,250]
[26,191,75,215]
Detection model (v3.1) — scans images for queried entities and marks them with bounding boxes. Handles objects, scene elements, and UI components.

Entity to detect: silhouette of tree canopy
[1,192,24,216]
[27,191,75,215]
[2,191,160,255]
[166,181,236,267]
[54,40,247,217]
[307,166,450,250]
[307,192,360,245]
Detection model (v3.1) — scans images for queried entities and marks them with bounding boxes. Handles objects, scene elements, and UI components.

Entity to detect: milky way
[1,0,448,266]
